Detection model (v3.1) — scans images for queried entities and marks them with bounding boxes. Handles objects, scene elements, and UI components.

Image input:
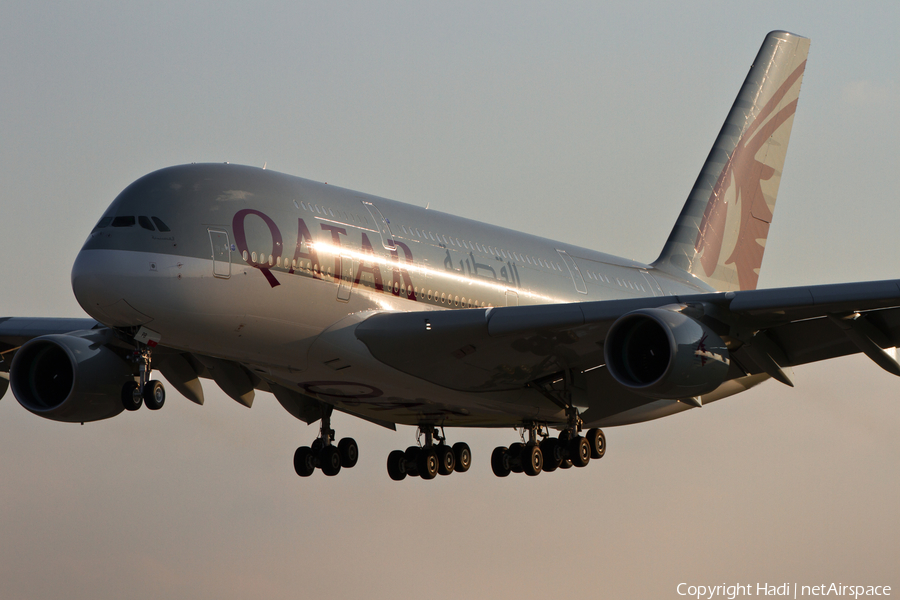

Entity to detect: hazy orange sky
[1,2,898,598]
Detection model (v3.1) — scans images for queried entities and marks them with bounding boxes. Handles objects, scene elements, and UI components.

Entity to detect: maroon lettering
[389,240,416,300]
[232,208,282,288]
[290,218,321,279]
[320,224,347,278]
[354,232,384,291]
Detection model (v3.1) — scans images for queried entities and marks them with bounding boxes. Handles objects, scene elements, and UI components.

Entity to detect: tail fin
[653,30,810,292]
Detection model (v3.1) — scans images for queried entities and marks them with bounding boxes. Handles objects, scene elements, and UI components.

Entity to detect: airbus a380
[3,31,898,481]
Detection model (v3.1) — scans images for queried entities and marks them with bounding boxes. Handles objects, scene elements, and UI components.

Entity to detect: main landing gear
[386,427,471,481]
[293,408,359,477]
[491,420,606,478]
[121,346,166,411]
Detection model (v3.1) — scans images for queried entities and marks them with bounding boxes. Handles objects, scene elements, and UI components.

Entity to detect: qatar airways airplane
[2,31,898,481]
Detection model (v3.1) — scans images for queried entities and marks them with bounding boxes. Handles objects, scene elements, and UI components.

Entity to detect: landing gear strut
[121,346,166,411]
[293,407,358,477]
[386,427,471,481]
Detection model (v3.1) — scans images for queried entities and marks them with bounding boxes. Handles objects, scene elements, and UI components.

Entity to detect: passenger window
[112,216,136,227]
[138,216,156,231]
[151,217,171,232]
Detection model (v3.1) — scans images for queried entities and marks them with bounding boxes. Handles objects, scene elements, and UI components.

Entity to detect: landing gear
[585,427,606,459]
[491,424,545,477]
[293,408,358,478]
[386,427,471,481]
[490,419,607,477]
[143,380,166,410]
[120,346,166,412]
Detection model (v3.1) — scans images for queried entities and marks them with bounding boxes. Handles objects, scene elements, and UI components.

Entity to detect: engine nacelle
[604,308,730,400]
[10,333,133,423]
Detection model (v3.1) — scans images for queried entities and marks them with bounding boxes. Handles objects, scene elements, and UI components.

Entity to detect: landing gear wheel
[508,442,524,473]
[338,437,359,468]
[436,444,456,475]
[586,428,606,459]
[143,380,165,410]
[491,447,511,478]
[320,446,342,476]
[404,446,421,477]
[121,381,142,411]
[540,438,562,472]
[452,442,472,473]
[387,450,407,481]
[417,448,439,480]
[569,436,591,468]
[294,447,315,477]
[521,444,543,476]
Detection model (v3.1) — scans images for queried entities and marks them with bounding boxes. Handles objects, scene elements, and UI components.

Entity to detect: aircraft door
[640,270,664,296]
[337,254,354,302]
[209,229,231,278]
[361,201,395,250]
[556,249,587,294]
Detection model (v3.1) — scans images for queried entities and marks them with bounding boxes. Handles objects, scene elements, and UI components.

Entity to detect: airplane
[2,30,899,482]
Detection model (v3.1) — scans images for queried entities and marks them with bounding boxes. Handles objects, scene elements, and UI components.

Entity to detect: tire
[452,442,472,473]
[404,446,421,477]
[417,448,439,480]
[540,438,562,472]
[436,444,456,475]
[586,428,606,459]
[121,381,142,411]
[559,458,573,469]
[521,444,543,476]
[143,380,165,410]
[491,446,511,477]
[508,442,524,473]
[387,450,407,481]
[320,446,342,476]
[569,436,591,468]
[294,446,316,477]
[338,437,359,468]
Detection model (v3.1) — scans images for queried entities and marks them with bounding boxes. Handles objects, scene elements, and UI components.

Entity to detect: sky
[1,2,899,599]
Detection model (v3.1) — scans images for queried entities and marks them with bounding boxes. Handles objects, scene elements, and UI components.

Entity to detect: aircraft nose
[72,248,154,327]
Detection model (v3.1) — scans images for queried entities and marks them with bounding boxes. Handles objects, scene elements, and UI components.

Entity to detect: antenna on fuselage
[262,161,267,170]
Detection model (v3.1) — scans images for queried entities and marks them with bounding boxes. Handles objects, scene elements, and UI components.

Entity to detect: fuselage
[71,163,711,427]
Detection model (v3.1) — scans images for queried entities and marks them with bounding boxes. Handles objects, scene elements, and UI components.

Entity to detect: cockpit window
[152,217,171,232]
[112,216,136,227]
[138,216,156,231]
[94,217,113,229]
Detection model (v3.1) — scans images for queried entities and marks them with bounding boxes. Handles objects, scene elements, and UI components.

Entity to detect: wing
[0,316,359,427]
[355,279,900,394]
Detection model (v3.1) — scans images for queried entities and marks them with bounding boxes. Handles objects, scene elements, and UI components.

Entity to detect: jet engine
[10,333,133,422]
[604,308,730,400]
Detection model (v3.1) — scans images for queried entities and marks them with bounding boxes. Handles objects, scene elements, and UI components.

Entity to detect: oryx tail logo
[694,60,807,291]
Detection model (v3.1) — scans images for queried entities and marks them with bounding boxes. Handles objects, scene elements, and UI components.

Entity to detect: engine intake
[10,333,132,422]
[604,308,730,400]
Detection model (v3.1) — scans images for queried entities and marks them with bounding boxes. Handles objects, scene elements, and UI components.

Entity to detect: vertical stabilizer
[653,31,809,291]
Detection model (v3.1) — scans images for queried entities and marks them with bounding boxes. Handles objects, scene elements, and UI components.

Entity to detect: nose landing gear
[120,346,166,411]
[293,408,358,477]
